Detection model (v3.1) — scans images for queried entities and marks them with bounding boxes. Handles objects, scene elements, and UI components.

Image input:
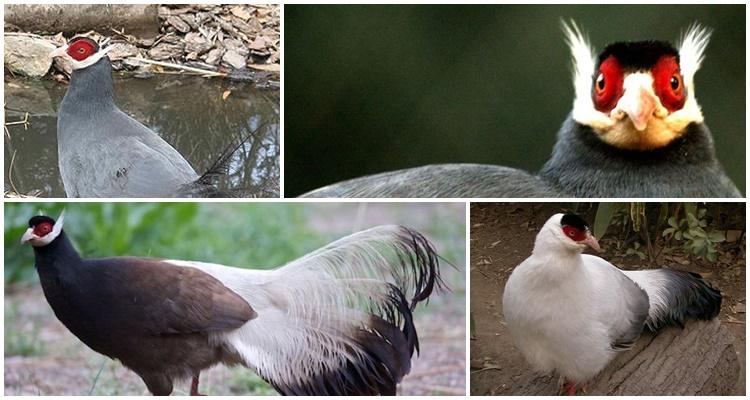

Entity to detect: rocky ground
[4,4,279,80]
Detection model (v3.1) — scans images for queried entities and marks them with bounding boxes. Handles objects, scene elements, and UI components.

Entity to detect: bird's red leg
[190,375,204,396]
[562,380,577,396]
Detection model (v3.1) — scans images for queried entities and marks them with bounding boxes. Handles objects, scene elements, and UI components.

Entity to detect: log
[507,319,739,395]
[4,4,160,37]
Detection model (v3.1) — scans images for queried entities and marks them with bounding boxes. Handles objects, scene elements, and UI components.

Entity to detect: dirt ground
[4,203,466,395]
[469,203,745,395]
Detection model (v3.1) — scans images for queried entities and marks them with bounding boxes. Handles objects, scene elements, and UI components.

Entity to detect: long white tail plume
[165,225,445,395]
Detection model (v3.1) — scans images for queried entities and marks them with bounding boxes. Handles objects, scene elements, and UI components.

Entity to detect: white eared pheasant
[50,37,243,198]
[21,213,445,395]
[502,213,721,395]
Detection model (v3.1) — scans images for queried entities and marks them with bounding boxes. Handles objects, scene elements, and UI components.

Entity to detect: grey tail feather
[177,123,268,197]
[196,123,266,186]
[646,269,721,331]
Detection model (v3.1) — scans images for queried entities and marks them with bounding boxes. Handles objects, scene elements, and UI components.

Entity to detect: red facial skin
[592,56,624,112]
[593,55,686,113]
[562,225,587,242]
[33,222,53,237]
[651,56,686,112]
[67,39,97,61]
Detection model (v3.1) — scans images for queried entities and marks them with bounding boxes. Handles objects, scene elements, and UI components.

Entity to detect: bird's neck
[549,116,717,167]
[33,231,82,279]
[64,57,116,111]
[530,234,584,272]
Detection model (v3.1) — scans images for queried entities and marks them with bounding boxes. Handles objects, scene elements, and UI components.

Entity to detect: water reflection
[4,75,280,198]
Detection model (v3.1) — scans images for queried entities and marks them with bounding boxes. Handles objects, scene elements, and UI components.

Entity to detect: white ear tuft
[50,210,65,240]
[678,23,712,89]
[562,19,599,121]
[56,210,65,229]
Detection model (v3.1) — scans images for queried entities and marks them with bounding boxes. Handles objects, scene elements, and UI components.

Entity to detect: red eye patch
[33,222,53,237]
[651,56,686,112]
[562,225,586,242]
[592,56,624,112]
[67,39,97,61]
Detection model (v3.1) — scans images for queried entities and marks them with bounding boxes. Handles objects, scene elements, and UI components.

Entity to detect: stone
[147,41,184,60]
[221,49,246,69]
[231,16,261,35]
[183,32,212,55]
[248,36,267,51]
[223,38,248,56]
[179,13,199,30]
[107,42,140,61]
[166,15,191,33]
[4,34,56,78]
[230,5,251,21]
[204,47,224,65]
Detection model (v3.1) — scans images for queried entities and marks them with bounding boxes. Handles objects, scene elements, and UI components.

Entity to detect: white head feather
[677,23,712,91]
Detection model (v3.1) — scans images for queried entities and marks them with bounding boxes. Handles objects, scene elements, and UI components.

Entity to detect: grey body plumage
[301,164,566,198]
[57,57,201,198]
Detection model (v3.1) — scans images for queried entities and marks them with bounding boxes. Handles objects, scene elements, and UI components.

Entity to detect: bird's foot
[559,380,577,396]
[190,376,205,396]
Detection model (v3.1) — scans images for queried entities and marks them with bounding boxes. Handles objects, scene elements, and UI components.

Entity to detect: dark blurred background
[285,5,745,196]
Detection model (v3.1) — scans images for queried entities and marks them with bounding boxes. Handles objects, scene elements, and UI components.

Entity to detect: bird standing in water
[50,37,249,198]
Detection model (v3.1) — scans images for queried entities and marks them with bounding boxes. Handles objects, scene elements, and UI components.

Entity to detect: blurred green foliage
[285,5,745,196]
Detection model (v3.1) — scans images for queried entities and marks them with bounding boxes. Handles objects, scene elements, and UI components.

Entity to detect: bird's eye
[595,74,606,94]
[592,57,623,112]
[34,222,53,236]
[652,57,686,112]
[670,73,682,92]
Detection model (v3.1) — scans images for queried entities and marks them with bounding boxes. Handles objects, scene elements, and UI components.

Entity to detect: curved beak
[48,45,68,60]
[20,227,36,245]
[614,73,659,131]
[584,232,601,252]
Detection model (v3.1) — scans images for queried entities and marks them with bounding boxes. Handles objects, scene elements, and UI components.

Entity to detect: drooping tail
[177,123,268,197]
[622,268,721,331]
[179,225,446,395]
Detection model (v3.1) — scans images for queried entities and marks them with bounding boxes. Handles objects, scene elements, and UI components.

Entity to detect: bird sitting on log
[502,213,721,395]
[49,37,253,198]
[301,22,740,198]
[21,213,445,395]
